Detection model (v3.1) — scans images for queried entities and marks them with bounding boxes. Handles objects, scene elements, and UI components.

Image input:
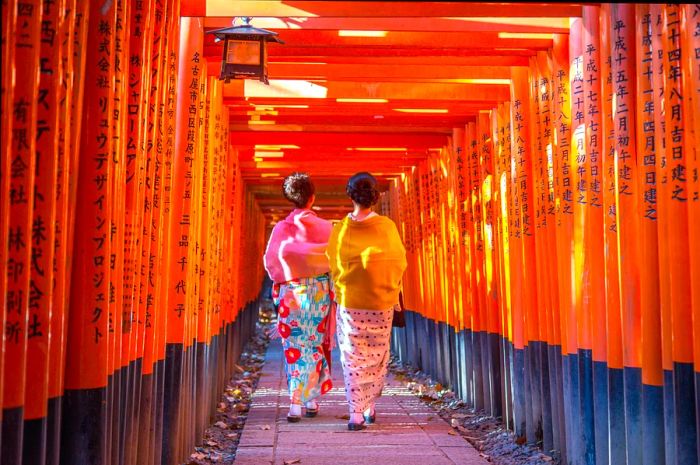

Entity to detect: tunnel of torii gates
[0,1,699,465]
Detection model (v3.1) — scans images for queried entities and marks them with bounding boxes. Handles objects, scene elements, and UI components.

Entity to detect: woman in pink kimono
[263,172,334,422]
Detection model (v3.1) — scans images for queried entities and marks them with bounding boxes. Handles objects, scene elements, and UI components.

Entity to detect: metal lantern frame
[208,18,284,85]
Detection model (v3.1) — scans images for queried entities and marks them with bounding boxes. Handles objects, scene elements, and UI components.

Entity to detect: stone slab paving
[233,338,489,465]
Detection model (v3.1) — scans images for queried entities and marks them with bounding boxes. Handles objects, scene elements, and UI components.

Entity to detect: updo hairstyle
[346,172,379,208]
[282,172,315,208]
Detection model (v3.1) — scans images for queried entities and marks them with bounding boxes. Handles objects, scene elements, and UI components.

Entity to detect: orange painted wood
[0,1,17,414]
[635,4,662,386]
[110,0,129,377]
[512,67,540,346]
[155,0,181,367]
[582,6,607,362]
[25,0,63,420]
[4,0,41,411]
[52,0,89,401]
[648,3,673,375]
[661,4,693,365]
[684,3,700,374]
[582,6,607,364]
[465,122,482,335]
[451,128,467,331]
[202,16,571,34]
[599,4,623,370]
[611,3,641,370]
[530,53,552,349]
[551,32,575,356]
[570,17,589,352]
[495,103,515,344]
[65,0,116,391]
[199,1,584,19]
[222,79,510,103]
[478,112,500,336]
[123,0,154,372]
[168,17,204,345]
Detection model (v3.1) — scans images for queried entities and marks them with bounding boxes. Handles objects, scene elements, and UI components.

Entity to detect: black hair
[282,172,315,208]
[346,171,379,208]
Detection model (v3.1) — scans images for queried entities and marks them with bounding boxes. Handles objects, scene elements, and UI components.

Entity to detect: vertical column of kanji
[530,54,553,456]
[635,6,665,465]
[221,144,235,374]
[109,1,130,463]
[45,2,77,463]
[648,8,675,464]
[446,137,460,335]
[570,17,593,465]
[448,128,466,399]
[439,145,453,384]
[211,78,225,414]
[140,0,173,460]
[480,112,501,417]
[598,6,626,464]
[184,59,207,458]
[574,16,595,465]
[22,1,62,464]
[511,66,542,446]
[130,2,167,459]
[551,32,573,464]
[0,1,17,431]
[661,5,698,464]
[540,51,567,458]
[210,92,224,403]
[436,146,452,381]
[2,1,40,463]
[582,7,609,465]
[163,16,201,465]
[503,97,524,438]
[465,123,483,412]
[153,6,178,462]
[495,103,515,429]
[194,72,212,443]
[427,154,440,377]
[62,0,116,463]
[428,156,439,328]
[566,21,588,464]
[123,0,153,461]
[532,58,555,452]
[610,6,642,464]
[683,6,700,459]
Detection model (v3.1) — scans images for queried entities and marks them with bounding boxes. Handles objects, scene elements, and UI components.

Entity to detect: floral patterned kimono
[273,274,334,404]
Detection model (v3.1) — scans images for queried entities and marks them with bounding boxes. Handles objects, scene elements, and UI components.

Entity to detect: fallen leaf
[214,421,228,429]
[260,424,271,430]
[283,459,301,465]
[450,418,459,427]
[448,430,457,436]
[190,452,206,460]
[335,414,350,420]
[206,440,219,447]
[226,433,238,438]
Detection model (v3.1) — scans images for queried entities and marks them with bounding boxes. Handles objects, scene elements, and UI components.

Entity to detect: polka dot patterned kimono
[336,305,394,414]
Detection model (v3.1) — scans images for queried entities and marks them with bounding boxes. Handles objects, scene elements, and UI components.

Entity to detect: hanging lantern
[208,17,283,85]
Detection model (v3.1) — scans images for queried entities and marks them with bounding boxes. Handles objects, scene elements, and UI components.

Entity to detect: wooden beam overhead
[185,1,584,18]
[202,16,571,33]
[181,1,582,213]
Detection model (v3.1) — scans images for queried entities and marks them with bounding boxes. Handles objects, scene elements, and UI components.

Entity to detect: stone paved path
[233,338,489,465]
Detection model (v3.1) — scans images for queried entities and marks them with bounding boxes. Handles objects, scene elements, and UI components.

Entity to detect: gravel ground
[387,357,558,465]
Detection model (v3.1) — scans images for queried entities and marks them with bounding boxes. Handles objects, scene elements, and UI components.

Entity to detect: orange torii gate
[1,2,699,465]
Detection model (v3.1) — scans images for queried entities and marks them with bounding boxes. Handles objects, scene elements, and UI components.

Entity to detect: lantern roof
[207,24,284,43]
